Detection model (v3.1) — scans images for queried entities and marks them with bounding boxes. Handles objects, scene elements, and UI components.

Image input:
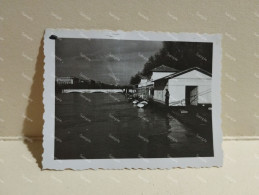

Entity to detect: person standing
[165,89,170,106]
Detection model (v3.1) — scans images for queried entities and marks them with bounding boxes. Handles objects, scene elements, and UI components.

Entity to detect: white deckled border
[43,29,223,170]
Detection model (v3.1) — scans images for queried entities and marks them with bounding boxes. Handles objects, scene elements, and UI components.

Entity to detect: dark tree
[130,72,142,85]
[130,41,213,84]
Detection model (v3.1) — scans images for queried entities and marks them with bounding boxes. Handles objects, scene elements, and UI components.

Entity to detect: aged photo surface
[54,36,215,160]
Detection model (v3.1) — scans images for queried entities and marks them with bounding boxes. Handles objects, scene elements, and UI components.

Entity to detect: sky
[55,38,163,85]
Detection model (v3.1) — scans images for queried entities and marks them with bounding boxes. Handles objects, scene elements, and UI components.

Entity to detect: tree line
[130,41,213,85]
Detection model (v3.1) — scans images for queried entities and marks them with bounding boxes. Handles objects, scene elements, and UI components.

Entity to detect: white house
[150,65,178,81]
[136,65,178,99]
[153,67,212,106]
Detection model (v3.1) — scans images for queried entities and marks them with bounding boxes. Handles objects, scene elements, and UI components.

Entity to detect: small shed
[153,67,212,106]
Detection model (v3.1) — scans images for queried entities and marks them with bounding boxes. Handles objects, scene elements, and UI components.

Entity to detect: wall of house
[197,85,211,104]
[168,86,186,106]
[154,90,164,103]
[168,72,212,106]
[153,80,168,103]
[168,84,211,106]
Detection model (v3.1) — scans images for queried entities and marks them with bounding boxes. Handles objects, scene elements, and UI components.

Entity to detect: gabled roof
[154,67,212,81]
[151,65,178,72]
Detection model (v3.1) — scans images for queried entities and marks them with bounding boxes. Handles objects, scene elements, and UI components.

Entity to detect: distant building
[56,77,74,85]
[153,67,212,106]
[137,78,151,99]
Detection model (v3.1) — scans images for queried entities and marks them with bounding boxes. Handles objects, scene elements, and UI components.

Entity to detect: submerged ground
[55,93,213,159]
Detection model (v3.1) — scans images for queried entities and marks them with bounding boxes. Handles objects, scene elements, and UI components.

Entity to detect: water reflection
[55,93,213,159]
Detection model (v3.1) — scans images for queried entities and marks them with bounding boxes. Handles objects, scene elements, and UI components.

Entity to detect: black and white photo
[43,29,223,169]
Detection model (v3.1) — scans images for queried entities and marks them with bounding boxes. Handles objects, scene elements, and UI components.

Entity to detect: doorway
[185,86,198,106]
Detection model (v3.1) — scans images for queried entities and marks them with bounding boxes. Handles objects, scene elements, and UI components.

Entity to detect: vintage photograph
[43,30,222,169]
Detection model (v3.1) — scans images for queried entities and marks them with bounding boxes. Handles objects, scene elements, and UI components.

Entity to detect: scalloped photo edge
[42,29,223,170]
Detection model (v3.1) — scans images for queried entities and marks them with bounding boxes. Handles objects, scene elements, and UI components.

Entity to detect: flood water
[55,93,214,159]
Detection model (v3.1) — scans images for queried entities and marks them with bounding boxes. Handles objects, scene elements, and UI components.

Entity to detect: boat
[137,103,145,108]
[140,101,148,105]
[132,100,139,104]
[136,101,148,108]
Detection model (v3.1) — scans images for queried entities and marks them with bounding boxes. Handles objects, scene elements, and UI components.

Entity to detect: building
[56,77,75,85]
[150,65,178,81]
[137,78,150,99]
[153,67,212,106]
[137,65,178,99]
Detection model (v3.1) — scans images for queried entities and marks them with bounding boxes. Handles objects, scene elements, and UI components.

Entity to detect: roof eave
[154,67,212,82]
